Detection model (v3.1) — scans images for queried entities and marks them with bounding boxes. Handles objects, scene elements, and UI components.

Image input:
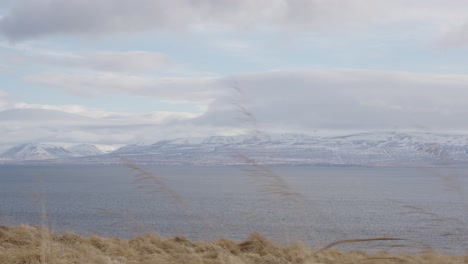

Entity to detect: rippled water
[0,164,467,253]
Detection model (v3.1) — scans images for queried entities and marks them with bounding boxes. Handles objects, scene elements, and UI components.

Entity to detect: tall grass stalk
[34,179,52,264]
[122,158,220,239]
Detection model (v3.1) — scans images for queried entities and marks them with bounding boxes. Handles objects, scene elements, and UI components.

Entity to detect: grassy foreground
[1,225,467,264]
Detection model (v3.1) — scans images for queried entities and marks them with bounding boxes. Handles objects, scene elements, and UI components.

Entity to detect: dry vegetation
[1,225,467,264]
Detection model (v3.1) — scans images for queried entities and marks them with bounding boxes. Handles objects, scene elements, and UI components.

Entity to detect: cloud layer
[2,0,468,44]
[52,51,172,73]
[1,1,468,150]
[25,68,468,132]
[2,68,468,149]
[192,69,468,133]
[0,107,201,151]
[26,73,221,103]
[0,49,172,73]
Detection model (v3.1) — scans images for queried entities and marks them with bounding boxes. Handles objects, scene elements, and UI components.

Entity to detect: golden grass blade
[316,237,405,252]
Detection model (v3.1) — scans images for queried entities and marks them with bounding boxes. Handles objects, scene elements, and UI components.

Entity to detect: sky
[1,0,468,150]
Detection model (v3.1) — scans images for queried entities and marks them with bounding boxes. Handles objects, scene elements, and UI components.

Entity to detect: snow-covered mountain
[0,143,76,161]
[66,144,104,157]
[0,143,106,161]
[2,132,468,166]
[101,132,468,166]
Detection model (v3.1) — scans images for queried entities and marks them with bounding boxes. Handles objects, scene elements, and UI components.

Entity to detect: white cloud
[26,72,222,103]
[0,51,27,71]
[0,105,202,148]
[0,90,10,110]
[77,51,172,73]
[13,102,117,118]
[216,40,251,52]
[0,64,10,72]
[12,102,199,122]
[2,0,468,42]
[39,51,172,73]
[0,47,172,73]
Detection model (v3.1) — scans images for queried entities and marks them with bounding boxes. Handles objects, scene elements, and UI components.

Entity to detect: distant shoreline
[2,161,468,168]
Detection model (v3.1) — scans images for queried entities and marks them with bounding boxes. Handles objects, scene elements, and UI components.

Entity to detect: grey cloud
[193,69,468,133]
[0,90,10,110]
[0,0,199,40]
[2,0,468,40]
[439,21,468,48]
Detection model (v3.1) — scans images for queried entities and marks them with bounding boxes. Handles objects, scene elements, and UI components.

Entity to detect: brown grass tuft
[1,225,467,264]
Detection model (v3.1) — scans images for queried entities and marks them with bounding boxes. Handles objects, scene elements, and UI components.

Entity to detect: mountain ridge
[1,132,468,166]
[0,143,76,161]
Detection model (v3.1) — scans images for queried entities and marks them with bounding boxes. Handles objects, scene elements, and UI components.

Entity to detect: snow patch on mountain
[67,144,104,157]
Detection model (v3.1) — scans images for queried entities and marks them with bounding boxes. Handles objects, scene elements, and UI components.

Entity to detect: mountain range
[1,132,468,166]
[0,143,104,161]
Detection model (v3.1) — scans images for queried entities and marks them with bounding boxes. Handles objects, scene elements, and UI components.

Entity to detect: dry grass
[1,225,467,264]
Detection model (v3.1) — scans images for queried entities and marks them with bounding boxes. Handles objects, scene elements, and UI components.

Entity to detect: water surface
[0,165,467,253]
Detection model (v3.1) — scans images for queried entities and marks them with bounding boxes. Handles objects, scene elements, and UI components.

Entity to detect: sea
[0,164,467,254]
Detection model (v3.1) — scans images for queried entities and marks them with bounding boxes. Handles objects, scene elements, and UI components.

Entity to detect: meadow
[2,225,468,264]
